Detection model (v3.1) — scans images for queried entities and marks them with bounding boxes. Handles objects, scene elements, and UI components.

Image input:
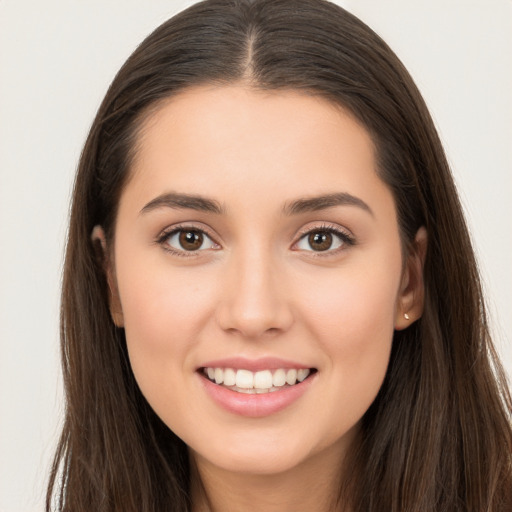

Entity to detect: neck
[190,444,354,512]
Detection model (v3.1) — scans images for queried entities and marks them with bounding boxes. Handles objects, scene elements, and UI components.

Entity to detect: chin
[194,441,310,476]
[188,421,355,478]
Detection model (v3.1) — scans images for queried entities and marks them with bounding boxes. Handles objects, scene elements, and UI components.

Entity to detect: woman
[46,0,512,510]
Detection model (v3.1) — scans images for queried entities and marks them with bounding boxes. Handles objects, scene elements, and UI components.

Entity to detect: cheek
[299,261,400,421]
[115,260,217,390]
[300,261,399,344]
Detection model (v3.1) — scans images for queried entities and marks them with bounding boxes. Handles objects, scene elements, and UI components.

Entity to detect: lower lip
[198,372,315,418]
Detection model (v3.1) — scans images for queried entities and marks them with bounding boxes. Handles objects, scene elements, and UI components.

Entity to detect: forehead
[122,85,393,219]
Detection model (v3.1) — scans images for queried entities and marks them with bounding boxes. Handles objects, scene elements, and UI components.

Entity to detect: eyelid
[155,222,221,256]
[292,222,356,254]
[154,221,354,257]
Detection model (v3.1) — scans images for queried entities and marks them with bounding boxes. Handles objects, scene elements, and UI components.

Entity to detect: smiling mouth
[201,367,317,394]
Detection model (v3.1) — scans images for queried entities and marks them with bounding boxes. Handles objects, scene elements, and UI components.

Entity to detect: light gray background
[0,1,510,511]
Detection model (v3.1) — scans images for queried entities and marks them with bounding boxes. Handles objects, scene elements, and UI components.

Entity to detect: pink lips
[197,357,316,418]
[199,356,311,372]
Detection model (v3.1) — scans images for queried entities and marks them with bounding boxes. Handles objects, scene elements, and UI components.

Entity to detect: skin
[96,85,426,512]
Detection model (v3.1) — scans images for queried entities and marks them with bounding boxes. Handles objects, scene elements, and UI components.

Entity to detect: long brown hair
[47,1,512,510]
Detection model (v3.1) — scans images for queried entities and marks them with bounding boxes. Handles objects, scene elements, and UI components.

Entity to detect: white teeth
[286,369,297,385]
[214,367,223,384]
[230,386,283,394]
[272,368,286,387]
[254,370,273,389]
[223,368,236,386]
[203,366,313,392]
[297,369,310,382]
[235,369,254,389]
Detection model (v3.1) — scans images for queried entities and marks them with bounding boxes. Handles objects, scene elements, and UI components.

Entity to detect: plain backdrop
[0,1,510,511]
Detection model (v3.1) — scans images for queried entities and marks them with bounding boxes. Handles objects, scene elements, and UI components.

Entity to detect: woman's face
[108,85,420,477]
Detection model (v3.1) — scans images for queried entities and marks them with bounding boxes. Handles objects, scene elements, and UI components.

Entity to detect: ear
[91,225,125,327]
[395,227,427,330]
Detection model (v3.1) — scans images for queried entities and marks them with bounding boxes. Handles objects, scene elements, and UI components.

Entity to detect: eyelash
[156,224,220,258]
[294,223,356,256]
[155,223,355,258]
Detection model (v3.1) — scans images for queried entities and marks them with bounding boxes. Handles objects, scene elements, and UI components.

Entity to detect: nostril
[215,277,294,337]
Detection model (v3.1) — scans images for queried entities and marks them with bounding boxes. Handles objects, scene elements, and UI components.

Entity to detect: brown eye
[295,228,351,253]
[307,231,333,251]
[179,230,204,251]
[163,228,217,253]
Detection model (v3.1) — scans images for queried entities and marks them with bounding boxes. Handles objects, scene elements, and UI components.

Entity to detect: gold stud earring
[404,313,410,320]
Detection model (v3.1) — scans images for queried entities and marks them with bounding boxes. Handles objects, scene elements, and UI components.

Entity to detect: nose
[215,248,294,339]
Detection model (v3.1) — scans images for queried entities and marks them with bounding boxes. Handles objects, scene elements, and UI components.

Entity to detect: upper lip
[198,357,314,372]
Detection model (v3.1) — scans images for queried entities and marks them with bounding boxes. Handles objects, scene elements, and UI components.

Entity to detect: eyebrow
[140,192,225,215]
[283,192,374,216]
[139,191,373,217]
